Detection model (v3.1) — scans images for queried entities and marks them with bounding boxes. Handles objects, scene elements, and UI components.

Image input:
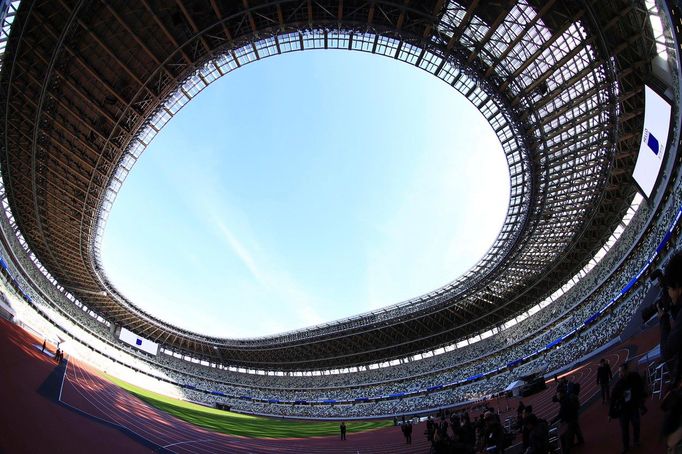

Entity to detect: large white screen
[119,327,158,355]
[633,85,671,198]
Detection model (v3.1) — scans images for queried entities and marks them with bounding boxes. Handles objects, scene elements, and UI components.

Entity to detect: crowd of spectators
[133,289,641,418]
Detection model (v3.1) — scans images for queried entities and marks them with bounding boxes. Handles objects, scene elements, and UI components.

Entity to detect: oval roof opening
[100,51,509,338]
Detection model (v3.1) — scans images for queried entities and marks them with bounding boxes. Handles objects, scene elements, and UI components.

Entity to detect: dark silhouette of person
[659,252,682,450]
[340,421,346,440]
[517,401,526,428]
[568,381,585,446]
[521,405,534,450]
[661,383,682,452]
[406,420,413,444]
[524,413,550,454]
[459,413,475,447]
[401,420,412,444]
[553,387,580,453]
[661,252,682,387]
[426,416,435,443]
[610,361,647,453]
[41,340,46,353]
[597,358,613,404]
[482,411,505,453]
[437,417,449,440]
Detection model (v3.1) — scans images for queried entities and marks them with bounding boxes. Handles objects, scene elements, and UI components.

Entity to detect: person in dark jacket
[610,361,647,453]
[401,420,412,444]
[426,416,436,443]
[482,411,505,453]
[459,413,476,448]
[597,358,613,404]
[524,414,550,454]
[521,405,534,450]
[517,401,526,428]
[438,417,449,440]
[553,388,580,453]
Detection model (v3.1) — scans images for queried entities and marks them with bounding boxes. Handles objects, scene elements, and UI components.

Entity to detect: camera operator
[659,251,682,386]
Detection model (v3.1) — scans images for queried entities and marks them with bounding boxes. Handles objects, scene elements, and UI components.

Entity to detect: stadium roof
[0,0,661,370]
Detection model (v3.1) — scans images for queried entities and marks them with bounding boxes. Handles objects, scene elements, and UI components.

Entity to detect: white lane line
[58,357,67,401]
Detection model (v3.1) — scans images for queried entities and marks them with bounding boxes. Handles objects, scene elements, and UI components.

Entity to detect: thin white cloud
[214,219,268,286]
[188,172,326,336]
[212,221,326,334]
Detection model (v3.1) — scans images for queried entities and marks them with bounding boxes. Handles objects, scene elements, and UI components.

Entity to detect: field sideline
[104,374,393,438]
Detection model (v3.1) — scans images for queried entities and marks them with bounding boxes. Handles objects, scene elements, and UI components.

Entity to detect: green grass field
[105,374,392,438]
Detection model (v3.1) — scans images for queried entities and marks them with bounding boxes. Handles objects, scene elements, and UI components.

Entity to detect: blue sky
[100,51,509,339]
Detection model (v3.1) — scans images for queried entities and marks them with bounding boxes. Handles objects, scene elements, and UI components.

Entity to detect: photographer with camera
[658,251,682,452]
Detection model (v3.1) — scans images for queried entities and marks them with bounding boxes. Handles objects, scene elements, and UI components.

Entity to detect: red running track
[0,317,154,453]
